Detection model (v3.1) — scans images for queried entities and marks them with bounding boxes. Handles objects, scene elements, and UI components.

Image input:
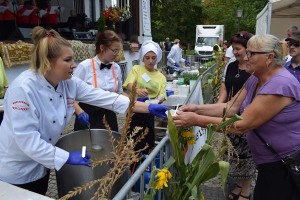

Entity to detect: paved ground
[45,114,254,200]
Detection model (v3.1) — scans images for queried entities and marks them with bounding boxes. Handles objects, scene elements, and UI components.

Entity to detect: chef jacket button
[49,138,52,141]
[50,98,53,101]
[64,116,66,118]
[53,120,56,123]
[60,95,62,98]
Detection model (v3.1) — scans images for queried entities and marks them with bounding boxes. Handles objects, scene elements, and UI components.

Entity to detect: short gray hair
[247,34,284,66]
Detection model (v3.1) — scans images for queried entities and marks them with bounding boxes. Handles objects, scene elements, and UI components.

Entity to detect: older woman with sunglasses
[173,34,300,200]
[217,31,255,200]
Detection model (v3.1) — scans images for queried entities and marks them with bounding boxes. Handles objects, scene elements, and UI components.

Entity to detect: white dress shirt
[167,44,185,67]
[73,56,123,93]
[0,69,129,184]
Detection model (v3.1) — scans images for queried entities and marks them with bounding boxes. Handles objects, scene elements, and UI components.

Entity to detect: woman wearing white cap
[123,40,167,154]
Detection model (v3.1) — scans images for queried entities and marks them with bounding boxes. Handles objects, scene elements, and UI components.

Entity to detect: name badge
[142,73,151,82]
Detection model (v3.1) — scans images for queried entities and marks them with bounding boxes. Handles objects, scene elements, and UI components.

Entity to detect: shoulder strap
[253,129,285,163]
[251,83,285,163]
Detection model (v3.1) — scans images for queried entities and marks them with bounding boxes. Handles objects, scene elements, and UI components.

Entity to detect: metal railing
[113,63,218,200]
[112,136,171,200]
[199,63,218,104]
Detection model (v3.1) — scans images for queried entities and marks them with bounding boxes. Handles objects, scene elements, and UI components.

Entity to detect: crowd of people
[0,6,300,198]
[0,0,60,40]
[0,26,169,195]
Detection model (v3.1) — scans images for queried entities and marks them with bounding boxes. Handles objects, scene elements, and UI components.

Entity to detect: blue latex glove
[78,112,90,127]
[175,68,184,73]
[148,104,169,119]
[174,63,180,68]
[137,97,149,102]
[67,150,91,167]
[185,60,190,66]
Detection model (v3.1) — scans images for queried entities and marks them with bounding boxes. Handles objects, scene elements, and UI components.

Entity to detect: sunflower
[155,168,172,190]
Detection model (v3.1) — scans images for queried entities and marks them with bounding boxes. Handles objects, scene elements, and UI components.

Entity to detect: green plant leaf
[200,162,220,183]
[168,112,185,177]
[163,156,176,169]
[219,161,230,192]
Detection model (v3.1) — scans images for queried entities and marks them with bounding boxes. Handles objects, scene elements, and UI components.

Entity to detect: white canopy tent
[256,0,300,39]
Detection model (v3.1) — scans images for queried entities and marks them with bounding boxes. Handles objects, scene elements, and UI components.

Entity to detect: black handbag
[254,129,300,190]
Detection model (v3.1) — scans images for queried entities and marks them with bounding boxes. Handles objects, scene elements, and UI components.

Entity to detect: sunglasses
[246,50,273,58]
[287,41,300,48]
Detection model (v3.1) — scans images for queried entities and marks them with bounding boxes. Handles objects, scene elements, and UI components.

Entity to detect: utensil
[87,124,102,150]
[81,146,86,158]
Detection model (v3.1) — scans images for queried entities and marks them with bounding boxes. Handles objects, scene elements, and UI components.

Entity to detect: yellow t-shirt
[0,57,8,98]
[123,65,166,99]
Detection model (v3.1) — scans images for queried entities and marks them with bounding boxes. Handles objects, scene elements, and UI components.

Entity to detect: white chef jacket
[167,44,185,67]
[74,56,123,93]
[0,69,129,184]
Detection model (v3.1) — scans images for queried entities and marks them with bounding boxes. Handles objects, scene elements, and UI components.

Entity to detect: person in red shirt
[42,2,59,28]
[16,0,40,27]
[0,0,16,40]
[0,0,14,21]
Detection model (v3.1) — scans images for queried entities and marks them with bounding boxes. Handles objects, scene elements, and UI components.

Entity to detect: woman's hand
[137,88,149,97]
[173,111,200,127]
[178,104,200,112]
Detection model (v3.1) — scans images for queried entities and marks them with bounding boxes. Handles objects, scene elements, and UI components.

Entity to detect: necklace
[235,68,240,78]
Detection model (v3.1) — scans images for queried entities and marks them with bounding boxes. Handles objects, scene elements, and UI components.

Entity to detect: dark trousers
[167,65,175,74]
[254,161,300,200]
[128,113,155,154]
[13,170,50,195]
[74,102,118,132]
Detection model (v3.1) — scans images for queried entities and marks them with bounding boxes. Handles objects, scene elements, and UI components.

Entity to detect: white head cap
[139,40,162,65]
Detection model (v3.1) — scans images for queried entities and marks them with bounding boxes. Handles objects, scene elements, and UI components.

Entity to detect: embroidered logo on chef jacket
[12,100,29,111]
[66,97,75,108]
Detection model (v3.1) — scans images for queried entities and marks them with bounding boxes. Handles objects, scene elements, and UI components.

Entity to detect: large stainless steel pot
[55,129,128,200]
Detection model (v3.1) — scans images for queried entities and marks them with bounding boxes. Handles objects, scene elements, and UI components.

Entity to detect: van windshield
[196,37,218,46]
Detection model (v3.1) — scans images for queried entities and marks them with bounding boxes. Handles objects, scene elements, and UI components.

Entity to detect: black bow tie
[100,63,112,70]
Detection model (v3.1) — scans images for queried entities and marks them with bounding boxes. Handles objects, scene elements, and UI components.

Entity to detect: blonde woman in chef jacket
[73,30,124,132]
[0,26,168,195]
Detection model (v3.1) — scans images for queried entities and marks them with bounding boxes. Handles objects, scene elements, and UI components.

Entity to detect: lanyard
[91,58,118,93]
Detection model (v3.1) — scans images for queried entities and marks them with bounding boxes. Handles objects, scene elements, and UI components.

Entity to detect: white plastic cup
[179,85,189,96]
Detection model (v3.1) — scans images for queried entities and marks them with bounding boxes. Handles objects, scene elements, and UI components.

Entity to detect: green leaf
[183,145,216,199]
[219,161,230,192]
[168,112,186,177]
[200,162,220,183]
[163,156,176,169]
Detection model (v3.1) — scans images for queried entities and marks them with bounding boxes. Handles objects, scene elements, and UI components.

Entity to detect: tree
[202,0,268,41]
[150,0,268,49]
[151,0,204,48]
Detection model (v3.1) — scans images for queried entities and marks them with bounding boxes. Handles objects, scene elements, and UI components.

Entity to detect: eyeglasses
[107,47,120,55]
[246,50,273,58]
[287,41,300,48]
